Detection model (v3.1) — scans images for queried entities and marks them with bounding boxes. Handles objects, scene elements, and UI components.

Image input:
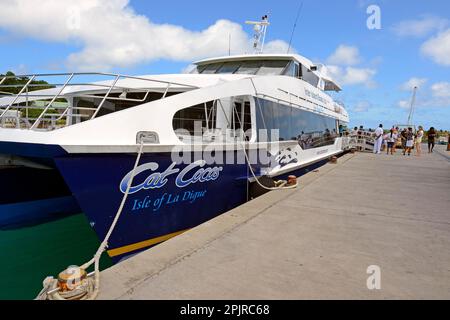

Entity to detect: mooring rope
[36,141,145,300]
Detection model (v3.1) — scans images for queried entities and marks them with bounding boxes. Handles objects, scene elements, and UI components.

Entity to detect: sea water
[0,213,112,300]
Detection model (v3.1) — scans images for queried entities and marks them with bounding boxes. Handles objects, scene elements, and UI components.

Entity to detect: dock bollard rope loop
[35,142,145,300]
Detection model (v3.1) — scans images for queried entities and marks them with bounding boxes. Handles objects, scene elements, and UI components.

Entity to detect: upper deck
[190,53,342,92]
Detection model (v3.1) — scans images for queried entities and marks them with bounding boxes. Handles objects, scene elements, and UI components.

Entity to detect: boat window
[192,60,291,76]
[172,96,254,142]
[190,64,207,74]
[172,101,216,137]
[232,101,252,137]
[283,61,295,77]
[255,98,338,147]
[201,63,223,74]
[235,61,262,75]
[257,60,290,75]
[295,63,301,78]
[216,62,241,74]
[301,65,320,87]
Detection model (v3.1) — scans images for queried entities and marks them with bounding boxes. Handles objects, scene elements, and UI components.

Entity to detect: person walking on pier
[404,127,415,156]
[415,126,424,156]
[427,127,437,153]
[373,124,383,154]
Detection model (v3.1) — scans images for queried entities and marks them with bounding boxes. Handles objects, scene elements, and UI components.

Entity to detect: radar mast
[245,15,270,54]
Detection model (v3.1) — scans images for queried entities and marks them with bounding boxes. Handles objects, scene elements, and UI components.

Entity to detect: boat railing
[0,72,198,131]
[346,131,376,151]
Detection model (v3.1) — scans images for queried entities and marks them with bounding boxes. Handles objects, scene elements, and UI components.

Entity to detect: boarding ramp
[345,130,375,152]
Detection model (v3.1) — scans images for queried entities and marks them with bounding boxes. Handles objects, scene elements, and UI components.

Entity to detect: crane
[407,86,417,126]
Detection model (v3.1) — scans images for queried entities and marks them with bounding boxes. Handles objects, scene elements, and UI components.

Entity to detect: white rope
[232,100,297,191]
[36,142,145,300]
[239,141,298,191]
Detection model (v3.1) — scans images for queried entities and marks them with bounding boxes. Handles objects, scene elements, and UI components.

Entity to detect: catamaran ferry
[0,17,349,262]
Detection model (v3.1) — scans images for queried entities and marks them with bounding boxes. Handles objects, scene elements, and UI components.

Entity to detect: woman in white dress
[415,126,424,157]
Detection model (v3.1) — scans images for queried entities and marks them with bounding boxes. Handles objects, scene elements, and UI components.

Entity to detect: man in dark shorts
[428,127,437,153]
[400,129,408,153]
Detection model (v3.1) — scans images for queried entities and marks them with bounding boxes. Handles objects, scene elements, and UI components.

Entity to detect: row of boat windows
[191,60,290,76]
[171,97,338,148]
[255,98,338,149]
[191,60,320,88]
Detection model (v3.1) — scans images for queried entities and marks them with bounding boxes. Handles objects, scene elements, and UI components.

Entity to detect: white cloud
[400,77,428,91]
[429,82,450,108]
[327,45,361,66]
[324,44,377,88]
[431,82,450,98]
[392,15,448,37]
[327,65,376,88]
[421,29,450,66]
[0,0,290,71]
[353,101,371,113]
[397,81,450,109]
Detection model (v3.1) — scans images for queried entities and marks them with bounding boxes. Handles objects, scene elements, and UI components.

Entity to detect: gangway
[346,130,375,152]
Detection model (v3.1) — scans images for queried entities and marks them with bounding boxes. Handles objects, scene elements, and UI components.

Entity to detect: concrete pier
[98,145,450,299]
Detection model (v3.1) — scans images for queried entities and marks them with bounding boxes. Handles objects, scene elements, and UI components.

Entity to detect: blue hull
[55,152,249,263]
[0,196,80,229]
[54,150,334,263]
[0,165,81,228]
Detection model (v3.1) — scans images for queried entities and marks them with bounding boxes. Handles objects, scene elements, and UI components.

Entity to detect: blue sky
[0,0,449,130]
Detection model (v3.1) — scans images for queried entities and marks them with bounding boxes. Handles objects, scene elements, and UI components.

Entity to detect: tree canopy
[0,71,54,94]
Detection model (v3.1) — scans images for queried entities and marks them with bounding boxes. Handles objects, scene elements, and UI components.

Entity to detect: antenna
[245,15,270,54]
[228,33,231,56]
[407,86,417,126]
[288,2,304,53]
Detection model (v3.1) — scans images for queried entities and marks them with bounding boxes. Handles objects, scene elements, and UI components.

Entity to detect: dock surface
[99,146,450,299]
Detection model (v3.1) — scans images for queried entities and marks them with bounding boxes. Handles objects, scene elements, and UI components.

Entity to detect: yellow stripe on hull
[107,229,189,257]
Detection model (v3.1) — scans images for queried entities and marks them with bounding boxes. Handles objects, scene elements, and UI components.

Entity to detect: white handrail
[31,73,74,129]
[0,72,200,130]
[0,75,36,118]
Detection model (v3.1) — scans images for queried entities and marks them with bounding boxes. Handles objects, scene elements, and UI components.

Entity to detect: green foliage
[0,71,54,94]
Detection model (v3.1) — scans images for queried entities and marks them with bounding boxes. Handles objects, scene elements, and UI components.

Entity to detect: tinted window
[235,61,262,75]
[283,61,301,78]
[257,60,289,75]
[201,63,223,74]
[194,60,290,75]
[301,65,319,87]
[216,62,241,74]
[255,98,337,148]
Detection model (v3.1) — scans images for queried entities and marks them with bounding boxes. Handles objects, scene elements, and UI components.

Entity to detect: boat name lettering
[120,160,223,194]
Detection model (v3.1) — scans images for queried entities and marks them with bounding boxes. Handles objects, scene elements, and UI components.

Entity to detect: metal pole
[0,75,36,119]
[91,75,120,120]
[162,83,170,99]
[31,73,74,130]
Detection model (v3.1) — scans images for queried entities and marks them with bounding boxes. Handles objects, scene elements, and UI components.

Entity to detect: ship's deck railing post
[0,72,198,130]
